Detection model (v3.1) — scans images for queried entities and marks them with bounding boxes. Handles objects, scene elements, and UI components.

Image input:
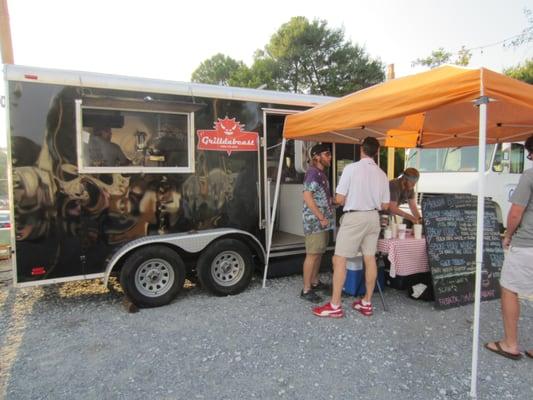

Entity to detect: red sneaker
[352,299,373,316]
[312,303,344,318]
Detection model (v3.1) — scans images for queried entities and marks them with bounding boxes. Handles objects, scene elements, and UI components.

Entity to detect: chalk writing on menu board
[421,194,502,309]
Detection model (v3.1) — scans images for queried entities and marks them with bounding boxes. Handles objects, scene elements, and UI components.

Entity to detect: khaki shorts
[500,246,533,297]
[334,211,380,258]
[305,231,329,254]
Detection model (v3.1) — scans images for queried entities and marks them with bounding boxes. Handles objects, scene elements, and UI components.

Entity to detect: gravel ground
[0,266,532,400]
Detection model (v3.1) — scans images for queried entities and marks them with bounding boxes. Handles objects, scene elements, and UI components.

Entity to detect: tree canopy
[412,8,531,71]
[191,53,246,86]
[411,46,472,68]
[191,17,385,96]
[504,58,533,84]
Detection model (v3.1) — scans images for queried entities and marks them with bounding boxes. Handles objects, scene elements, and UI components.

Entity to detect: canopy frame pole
[331,131,363,142]
[470,95,489,399]
[262,138,287,288]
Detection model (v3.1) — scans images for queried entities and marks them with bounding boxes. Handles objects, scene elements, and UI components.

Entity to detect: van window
[492,144,504,172]
[76,99,194,173]
[492,143,524,174]
[407,145,494,172]
[509,143,524,174]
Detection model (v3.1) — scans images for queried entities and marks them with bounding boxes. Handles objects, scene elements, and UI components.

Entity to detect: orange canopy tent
[263,65,533,398]
[283,65,533,148]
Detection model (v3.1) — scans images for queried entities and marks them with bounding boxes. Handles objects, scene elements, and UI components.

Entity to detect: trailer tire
[197,239,254,296]
[120,246,185,308]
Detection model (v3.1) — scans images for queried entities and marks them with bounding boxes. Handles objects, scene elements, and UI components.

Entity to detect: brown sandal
[525,350,533,359]
[484,341,522,361]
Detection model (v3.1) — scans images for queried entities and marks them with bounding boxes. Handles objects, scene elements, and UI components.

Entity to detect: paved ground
[0,264,531,400]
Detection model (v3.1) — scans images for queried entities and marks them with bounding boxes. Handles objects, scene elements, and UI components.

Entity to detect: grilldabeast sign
[197,117,259,155]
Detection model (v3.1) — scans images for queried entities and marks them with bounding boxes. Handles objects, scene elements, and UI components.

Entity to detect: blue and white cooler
[343,255,385,296]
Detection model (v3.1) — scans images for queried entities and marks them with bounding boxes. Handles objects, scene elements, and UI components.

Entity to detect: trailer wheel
[197,239,254,296]
[120,246,185,308]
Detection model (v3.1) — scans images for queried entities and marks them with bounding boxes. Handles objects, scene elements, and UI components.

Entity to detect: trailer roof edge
[4,64,335,107]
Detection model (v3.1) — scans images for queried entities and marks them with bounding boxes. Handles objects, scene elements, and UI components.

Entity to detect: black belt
[344,209,377,213]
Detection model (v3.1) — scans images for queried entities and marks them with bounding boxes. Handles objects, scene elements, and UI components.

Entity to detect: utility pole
[386,64,395,179]
[0,0,14,64]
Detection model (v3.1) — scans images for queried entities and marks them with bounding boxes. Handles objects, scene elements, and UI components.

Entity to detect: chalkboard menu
[421,194,503,309]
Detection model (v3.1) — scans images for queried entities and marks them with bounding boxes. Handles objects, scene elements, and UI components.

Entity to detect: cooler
[343,256,385,296]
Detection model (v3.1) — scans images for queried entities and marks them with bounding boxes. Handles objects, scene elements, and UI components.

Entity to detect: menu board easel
[421,194,502,309]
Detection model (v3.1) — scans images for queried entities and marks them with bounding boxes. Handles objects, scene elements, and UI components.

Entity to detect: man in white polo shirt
[313,137,390,318]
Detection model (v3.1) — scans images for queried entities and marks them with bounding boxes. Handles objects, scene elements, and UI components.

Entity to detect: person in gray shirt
[89,126,130,167]
[485,135,533,361]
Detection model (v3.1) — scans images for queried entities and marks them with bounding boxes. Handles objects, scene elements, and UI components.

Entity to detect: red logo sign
[197,117,259,155]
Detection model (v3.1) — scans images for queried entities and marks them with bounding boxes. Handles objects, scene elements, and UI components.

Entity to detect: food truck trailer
[3,64,341,307]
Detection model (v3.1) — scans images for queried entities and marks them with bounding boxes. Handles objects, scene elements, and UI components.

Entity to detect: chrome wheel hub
[134,258,175,297]
[211,251,245,287]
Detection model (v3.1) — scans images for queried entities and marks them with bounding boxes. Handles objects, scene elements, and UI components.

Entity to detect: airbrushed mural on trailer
[9,82,263,282]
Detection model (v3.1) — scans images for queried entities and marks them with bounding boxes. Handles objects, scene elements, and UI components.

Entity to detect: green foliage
[414,8,530,70]
[191,53,246,85]
[261,17,385,96]
[504,59,533,84]
[228,53,280,89]
[454,46,472,66]
[191,17,385,96]
[412,46,471,68]
[412,48,452,68]
[379,147,405,177]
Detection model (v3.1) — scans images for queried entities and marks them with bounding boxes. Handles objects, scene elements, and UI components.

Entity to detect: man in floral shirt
[300,143,334,303]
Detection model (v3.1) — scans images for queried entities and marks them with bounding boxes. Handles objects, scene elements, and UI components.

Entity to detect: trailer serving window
[76,98,195,173]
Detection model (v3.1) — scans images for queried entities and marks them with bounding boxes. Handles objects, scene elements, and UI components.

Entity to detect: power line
[465,31,531,53]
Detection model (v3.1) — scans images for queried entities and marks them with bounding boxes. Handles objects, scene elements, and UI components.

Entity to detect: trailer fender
[103,228,265,287]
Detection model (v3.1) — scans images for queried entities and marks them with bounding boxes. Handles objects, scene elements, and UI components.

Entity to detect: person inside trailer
[388,167,421,225]
[88,126,130,167]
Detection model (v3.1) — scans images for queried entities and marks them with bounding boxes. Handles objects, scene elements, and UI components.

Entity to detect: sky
[1,0,532,146]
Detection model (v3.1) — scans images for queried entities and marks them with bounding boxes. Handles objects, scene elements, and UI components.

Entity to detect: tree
[227,52,280,89]
[504,59,533,84]
[191,17,385,96]
[191,53,246,86]
[258,17,384,96]
[454,46,472,67]
[413,8,531,70]
[412,45,472,68]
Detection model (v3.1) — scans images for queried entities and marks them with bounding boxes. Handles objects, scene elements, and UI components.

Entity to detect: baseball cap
[402,167,420,182]
[310,143,331,157]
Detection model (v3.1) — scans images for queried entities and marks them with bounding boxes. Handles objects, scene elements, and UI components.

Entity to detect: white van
[405,142,533,230]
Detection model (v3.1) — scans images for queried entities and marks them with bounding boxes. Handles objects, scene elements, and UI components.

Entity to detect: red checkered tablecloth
[377,234,429,277]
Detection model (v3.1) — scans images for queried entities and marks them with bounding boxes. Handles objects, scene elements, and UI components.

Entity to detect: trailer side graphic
[5,65,333,307]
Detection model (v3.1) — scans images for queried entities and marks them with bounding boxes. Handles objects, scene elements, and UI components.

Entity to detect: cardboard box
[343,256,385,296]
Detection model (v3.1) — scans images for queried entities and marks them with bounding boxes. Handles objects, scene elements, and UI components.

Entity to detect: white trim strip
[5,65,334,107]
[15,273,105,288]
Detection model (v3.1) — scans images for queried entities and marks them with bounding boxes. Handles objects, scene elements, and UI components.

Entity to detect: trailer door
[261,109,311,253]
